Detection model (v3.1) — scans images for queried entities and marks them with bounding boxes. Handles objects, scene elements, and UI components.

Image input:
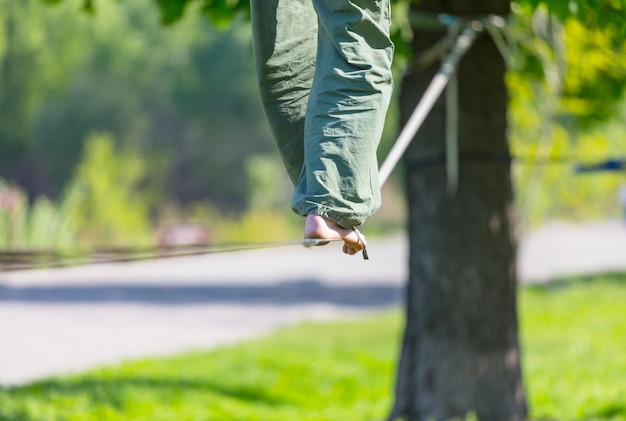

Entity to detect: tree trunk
[388,1,528,420]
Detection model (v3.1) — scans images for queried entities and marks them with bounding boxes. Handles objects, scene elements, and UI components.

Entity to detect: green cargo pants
[250,0,394,228]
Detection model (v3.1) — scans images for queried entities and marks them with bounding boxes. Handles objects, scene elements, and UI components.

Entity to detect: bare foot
[304,214,366,256]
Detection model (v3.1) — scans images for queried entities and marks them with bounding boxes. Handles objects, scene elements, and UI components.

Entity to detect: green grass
[520,274,626,421]
[0,314,400,421]
[0,275,625,421]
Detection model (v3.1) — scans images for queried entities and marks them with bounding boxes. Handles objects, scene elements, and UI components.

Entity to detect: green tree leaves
[155,0,249,26]
[1,0,273,211]
[560,19,626,126]
[511,1,626,127]
[516,0,626,36]
[156,0,193,24]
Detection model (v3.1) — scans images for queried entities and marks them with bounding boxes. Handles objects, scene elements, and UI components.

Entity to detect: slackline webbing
[379,13,510,190]
[0,239,345,272]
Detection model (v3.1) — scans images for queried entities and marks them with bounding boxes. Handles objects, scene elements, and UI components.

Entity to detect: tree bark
[388,1,528,420]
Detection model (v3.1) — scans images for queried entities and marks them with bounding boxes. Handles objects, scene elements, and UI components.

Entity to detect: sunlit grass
[0,275,624,420]
[520,274,626,420]
[0,314,401,421]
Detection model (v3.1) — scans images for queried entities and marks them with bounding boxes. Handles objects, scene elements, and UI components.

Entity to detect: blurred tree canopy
[509,1,626,128]
[0,0,273,211]
[505,3,626,224]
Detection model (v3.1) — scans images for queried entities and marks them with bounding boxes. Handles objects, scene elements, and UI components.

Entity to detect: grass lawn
[520,274,626,420]
[0,274,624,420]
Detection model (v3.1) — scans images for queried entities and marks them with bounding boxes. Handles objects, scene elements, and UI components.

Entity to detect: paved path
[0,235,407,386]
[517,220,626,282]
[1,221,626,385]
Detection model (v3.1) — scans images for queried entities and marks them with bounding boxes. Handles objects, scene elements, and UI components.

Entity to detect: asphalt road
[1,221,626,385]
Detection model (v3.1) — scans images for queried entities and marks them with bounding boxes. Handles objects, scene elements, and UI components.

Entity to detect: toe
[343,244,359,255]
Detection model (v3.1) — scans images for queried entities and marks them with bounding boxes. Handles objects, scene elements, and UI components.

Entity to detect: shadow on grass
[1,374,289,408]
[0,279,402,307]
[523,270,626,292]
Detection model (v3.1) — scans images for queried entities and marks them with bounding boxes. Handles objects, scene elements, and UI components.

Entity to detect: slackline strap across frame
[0,239,346,272]
[378,13,510,192]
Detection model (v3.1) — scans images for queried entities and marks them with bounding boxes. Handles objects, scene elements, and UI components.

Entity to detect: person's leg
[250,0,363,255]
[249,0,317,185]
[251,0,393,255]
[292,0,394,229]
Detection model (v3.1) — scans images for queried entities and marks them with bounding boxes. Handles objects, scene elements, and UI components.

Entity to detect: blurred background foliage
[0,0,624,250]
[506,4,626,228]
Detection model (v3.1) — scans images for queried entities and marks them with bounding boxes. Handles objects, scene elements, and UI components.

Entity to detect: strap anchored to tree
[378,13,511,194]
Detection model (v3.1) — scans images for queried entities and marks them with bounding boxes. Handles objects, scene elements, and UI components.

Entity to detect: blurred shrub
[507,11,626,229]
[0,179,83,250]
[181,203,302,246]
[69,132,153,247]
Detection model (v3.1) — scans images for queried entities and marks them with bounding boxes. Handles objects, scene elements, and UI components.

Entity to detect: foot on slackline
[304,214,367,257]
